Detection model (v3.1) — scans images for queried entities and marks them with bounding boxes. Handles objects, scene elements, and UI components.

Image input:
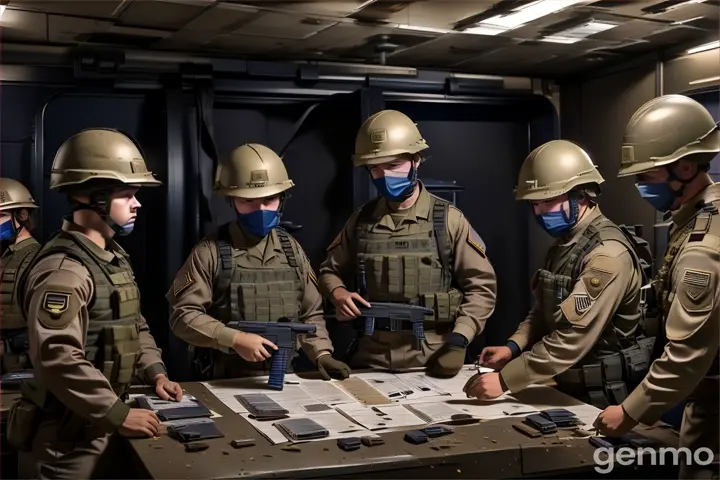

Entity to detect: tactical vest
[192,225,304,379]
[353,195,461,323]
[543,214,652,408]
[28,232,142,391]
[0,238,40,372]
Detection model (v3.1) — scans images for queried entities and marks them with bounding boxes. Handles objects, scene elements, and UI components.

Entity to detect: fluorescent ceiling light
[668,0,707,11]
[542,35,580,44]
[397,24,452,34]
[0,5,6,20]
[689,75,720,85]
[687,40,719,54]
[541,19,617,43]
[671,15,705,25]
[468,0,589,36]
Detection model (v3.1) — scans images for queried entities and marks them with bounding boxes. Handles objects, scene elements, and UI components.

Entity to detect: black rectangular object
[337,437,362,451]
[524,414,557,434]
[404,430,429,444]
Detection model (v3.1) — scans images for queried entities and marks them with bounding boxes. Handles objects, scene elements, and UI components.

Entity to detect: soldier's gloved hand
[426,333,468,378]
[317,353,351,380]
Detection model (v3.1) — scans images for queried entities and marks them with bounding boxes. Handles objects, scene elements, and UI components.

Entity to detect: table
[127,382,680,479]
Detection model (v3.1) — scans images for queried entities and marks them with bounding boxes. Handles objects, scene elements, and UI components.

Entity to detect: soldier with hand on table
[13,128,181,480]
[465,140,652,407]
[594,95,719,480]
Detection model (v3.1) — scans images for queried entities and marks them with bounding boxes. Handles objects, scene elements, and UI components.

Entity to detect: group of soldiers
[0,93,717,479]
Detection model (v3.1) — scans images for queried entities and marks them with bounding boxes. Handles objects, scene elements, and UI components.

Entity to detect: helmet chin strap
[72,190,125,236]
[665,164,698,200]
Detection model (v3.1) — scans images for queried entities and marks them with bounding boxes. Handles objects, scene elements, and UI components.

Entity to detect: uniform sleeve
[136,314,167,383]
[293,240,334,361]
[508,277,548,351]
[25,254,130,432]
[623,246,720,425]
[448,208,497,342]
[166,239,237,350]
[501,242,637,393]
[318,210,361,297]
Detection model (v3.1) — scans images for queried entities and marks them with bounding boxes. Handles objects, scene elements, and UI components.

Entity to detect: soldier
[167,143,350,382]
[13,129,182,480]
[595,95,719,479]
[319,110,497,377]
[0,178,41,374]
[465,140,653,407]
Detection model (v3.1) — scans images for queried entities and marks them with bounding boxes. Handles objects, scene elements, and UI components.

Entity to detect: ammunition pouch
[188,345,214,381]
[85,322,141,392]
[420,288,462,323]
[7,398,41,452]
[1,330,30,373]
[555,345,652,408]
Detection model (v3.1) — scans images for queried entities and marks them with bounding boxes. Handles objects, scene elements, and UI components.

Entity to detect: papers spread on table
[200,365,600,445]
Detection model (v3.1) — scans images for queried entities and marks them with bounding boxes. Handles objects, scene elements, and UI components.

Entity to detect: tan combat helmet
[214,143,294,199]
[50,128,162,190]
[618,94,720,177]
[353,110,429,166]
[515,140,605,201]
[0,178,39,213]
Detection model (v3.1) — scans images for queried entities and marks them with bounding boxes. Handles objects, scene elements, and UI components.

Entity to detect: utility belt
[554,340,653,409]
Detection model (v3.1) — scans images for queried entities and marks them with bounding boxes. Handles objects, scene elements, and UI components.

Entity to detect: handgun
[226,318,316,390]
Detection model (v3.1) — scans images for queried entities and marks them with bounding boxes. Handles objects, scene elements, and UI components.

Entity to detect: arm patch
[327,231,342,251]
[308,268,319,288]
[466,228,487,258]
[172,269,195,297]
[38,289,79,330]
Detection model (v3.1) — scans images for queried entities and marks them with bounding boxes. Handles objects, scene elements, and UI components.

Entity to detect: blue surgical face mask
[115,221,135,237]
[635,182,676,212]
[372,165,417,202]
[0,219,14,241]
[535,199,579,237]
[237,209,280,238]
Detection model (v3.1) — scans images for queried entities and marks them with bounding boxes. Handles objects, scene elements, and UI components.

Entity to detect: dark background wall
[1,50,717,376]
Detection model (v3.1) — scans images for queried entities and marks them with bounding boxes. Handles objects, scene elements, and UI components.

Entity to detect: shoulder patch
[172,269,195,297]
[308,268,319,288]
[574,293,592,314]
[677,268,714,311]
[38,289,77,330]
[327,230,342,251]
[466,228,486,258]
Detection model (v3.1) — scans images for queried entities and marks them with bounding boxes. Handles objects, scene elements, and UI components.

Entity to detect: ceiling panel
[378,1,493,29]
[390,33,518,67]
[288,21,397,53]
[654,2,720,23]
[8,0,124,17]
[48,15,114,43]
[231,11,337,40]
[585,0,679,16]
[590,19,671,41]
[225,1,368,18]
[0,9,48,42]
[118,0,208,29]
[178,3,261,32]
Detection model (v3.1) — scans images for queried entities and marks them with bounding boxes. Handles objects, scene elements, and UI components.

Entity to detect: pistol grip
[268,348,289,390]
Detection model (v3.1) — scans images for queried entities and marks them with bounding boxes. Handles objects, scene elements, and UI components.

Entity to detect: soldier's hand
[153,374,183,402]
[478,346,513,370]
[317,353,351,380]
[119,409,160,438]
[331,288,371,320]
[232,331,278,362]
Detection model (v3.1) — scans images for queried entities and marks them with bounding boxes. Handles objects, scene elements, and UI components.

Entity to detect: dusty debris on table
[572,429,592,438]
[281,446,302,452]
[431,445,454,451]
[323,448,329,451]
[223,451,230,455]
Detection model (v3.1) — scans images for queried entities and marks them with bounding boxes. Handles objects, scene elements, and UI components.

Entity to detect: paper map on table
[201,369,601,445]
